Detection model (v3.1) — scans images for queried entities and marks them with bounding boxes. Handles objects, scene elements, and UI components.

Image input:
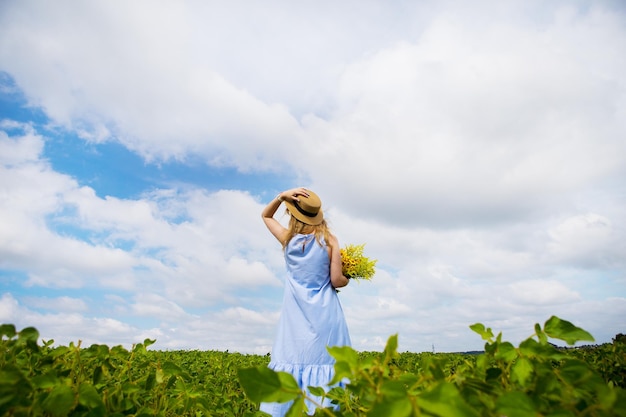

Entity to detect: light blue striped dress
[260,233,351,416]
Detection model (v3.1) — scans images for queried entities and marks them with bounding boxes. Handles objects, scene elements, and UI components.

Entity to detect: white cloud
[0,0,302,170]
[23,296,89,313]
[508,279,581,305]
[0,128,142,289]
[0,124,279,302]
[298,4,626,226]
[0,293,20,320]
[0,293,161,347]
[547,213,623,268]
[127,293,188,320]
[0,121,43,164]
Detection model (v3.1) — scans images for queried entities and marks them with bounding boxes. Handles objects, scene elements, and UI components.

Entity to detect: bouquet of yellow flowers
[340,244,377,280]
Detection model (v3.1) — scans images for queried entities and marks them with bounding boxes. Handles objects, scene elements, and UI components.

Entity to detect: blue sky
[1,0,625,353]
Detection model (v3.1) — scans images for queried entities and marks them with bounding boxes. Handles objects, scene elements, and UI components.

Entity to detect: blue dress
[260,233,351,416]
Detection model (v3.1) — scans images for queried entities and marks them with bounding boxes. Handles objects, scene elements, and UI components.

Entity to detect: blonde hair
[282,210,333,251]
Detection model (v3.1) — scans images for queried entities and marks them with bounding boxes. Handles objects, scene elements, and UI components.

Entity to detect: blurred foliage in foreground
[1,316,625,416]
[239,316,626,416]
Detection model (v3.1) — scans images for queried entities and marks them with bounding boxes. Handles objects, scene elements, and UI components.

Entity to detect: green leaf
[0,367,29,386]
[31,373,60,389]
[41,384,75,417]
[328,345,359,384]
[51,345,70,359]
[237,366,300,403]
[0,324,16,339]
[327,345,359,368]
[495,392,537,417]
[329,360,353,385]
[486,367,502,381]
[162,361,183,376]
[558,359,596,386]
[121,381,142,395]
[535,323,548,344]
[132,341,146,353]
[470,323,494,342]
[383,334,399,363]
[0,367,32,413]
[155,368,164,384]
[285,395,306,417]
[417,382,479,417]
[463,377,496,394]
[380,380,408,400]
[144,371,156,390]
[543,316,594,345]
[610,390,626,417]
[511,357,534,387]
[398,373,419,387]
[307,386,325,397]
[78,383,103,408]
[427,357,447,381]
[165,375,177,389]
[92,366,104,386]
[369,396,413,417]
[18,327,39,344]
[519,338,565,360]
[85,344,110,360]
[276,371,301,392]
[494,341,517,362]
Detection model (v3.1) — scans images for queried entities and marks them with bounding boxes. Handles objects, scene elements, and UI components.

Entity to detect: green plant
[2,319,623,416]
[0,324,266,416]
[238,316,626,416]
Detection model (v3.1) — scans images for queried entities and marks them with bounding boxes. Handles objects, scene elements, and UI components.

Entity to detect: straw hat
[284,190,324,225]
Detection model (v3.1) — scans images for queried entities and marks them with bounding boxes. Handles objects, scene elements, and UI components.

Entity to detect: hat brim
[284,201,324,225]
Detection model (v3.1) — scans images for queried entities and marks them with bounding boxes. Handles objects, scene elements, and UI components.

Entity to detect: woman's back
[285,234,330,289]
[273,234,350,363]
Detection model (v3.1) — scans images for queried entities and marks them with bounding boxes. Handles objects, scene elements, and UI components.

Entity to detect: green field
[1,317,625,416]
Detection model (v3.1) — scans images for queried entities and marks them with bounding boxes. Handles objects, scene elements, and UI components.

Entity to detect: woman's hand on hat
[281,187,310,202]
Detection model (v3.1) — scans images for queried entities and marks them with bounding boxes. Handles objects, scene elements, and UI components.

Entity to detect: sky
[1,0,625,354]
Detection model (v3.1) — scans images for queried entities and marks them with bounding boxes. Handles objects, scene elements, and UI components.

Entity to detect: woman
[260,187,351,416]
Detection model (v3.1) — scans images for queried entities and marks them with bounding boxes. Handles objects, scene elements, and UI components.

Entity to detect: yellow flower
[340,244,377,280]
